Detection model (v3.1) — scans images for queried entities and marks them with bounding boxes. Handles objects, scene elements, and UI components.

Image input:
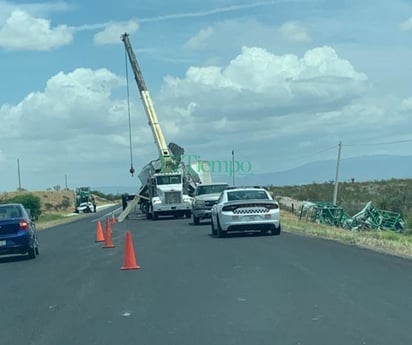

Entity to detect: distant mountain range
[229,154,412,186]
[92,154,412,194]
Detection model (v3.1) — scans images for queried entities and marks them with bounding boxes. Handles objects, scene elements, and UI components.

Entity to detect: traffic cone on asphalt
[103,218,115,248]
[121,231,140,270]
[111,214,117,224]
[95,220,105,242]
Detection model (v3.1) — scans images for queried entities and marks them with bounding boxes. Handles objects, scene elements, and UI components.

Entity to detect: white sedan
[210,186,281,237]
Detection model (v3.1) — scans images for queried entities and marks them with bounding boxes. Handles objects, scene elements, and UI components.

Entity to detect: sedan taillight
[265,204,279,209]
[222,205,238,212]
[19,220,29,230]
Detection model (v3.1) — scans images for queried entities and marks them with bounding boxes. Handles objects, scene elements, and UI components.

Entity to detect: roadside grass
[281,210,412,259]
[38,213,67,222]
[36,213,79,230]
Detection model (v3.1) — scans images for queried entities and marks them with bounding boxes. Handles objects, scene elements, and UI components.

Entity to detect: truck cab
[146,172,192,220]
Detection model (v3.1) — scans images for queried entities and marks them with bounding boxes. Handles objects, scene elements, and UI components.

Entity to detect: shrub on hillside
[1,193,42,219]
[91,190,121,201]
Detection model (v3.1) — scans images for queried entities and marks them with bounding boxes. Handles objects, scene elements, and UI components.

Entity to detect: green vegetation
[0,193,42,219]
[91,190,122,201]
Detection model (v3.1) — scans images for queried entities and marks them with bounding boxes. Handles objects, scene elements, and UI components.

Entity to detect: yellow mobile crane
[121,33,177,173]
[120,33,194,220]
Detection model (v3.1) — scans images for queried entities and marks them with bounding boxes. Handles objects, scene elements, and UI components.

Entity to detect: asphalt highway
[1,207,412,345]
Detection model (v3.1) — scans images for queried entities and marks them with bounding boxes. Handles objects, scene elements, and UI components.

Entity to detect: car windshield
[197,185,228,195]
[156,175,181,185]
[227,190,269,201]
[0,205,22,219]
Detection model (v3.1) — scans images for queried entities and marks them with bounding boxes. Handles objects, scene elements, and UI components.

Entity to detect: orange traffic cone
[111,214,117,224]
[121,231,140,270]
[103,218,115,248]
[95,220,105,242]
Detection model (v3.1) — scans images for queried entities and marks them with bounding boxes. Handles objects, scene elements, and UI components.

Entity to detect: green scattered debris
[298,200,405,232]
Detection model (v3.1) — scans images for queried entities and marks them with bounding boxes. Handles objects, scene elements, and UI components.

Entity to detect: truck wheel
[152,211,159,220]
[193,215,200,225]
[146,206,152,219]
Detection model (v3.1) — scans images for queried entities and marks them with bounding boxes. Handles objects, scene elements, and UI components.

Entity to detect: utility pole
[65,174,68,190]
[333,141,342,205]
[232,149,235,186]
[17,159,22,191]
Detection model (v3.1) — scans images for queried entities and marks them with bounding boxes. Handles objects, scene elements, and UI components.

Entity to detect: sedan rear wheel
[27,245,36,259]
[211,217,217,236]
[217,217,225,238]
[271,224,281,236]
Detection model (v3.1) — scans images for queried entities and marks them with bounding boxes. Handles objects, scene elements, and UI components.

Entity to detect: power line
[343,139,412,147]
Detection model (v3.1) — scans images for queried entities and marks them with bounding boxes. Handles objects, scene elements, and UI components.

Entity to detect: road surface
[1,207,412,345]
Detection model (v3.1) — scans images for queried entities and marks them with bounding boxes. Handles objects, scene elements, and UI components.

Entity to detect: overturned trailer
[298,200,405,232]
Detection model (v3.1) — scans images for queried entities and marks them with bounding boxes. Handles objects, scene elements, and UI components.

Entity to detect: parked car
[0,203,39,259]
[191,183,229,225]
[210,186,281,237]
[76,201,96,213]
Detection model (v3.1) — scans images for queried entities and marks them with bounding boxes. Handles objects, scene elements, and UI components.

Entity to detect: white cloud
[0,0,69,22]
[183,19,278,53]
[0,9,73,50]
[160,45,369,123]
[278,21,311,42]
[400,17,412,31]
[184,26,214,50]
[183,19,311,58]
[93,20,139,45]
[0,67,156,188]
[401,97,412,110]
[148,45,389,169]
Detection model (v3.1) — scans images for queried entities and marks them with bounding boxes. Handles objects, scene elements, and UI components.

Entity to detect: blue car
[0,203,39,259]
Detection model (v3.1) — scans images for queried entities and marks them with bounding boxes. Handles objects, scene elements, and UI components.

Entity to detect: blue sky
[1,0,412,192]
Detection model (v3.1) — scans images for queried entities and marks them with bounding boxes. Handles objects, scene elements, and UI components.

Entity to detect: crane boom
[121,32,175,172]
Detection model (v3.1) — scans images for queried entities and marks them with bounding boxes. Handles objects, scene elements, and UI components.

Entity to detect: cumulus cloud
[0,67,155,187]
[145,44,395,170]
[0,9,73,50]
[2,68,129,139]
[278,21,311,42]
[400,17,412,31]
[159,45,369,127]
[93,20,139,45]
